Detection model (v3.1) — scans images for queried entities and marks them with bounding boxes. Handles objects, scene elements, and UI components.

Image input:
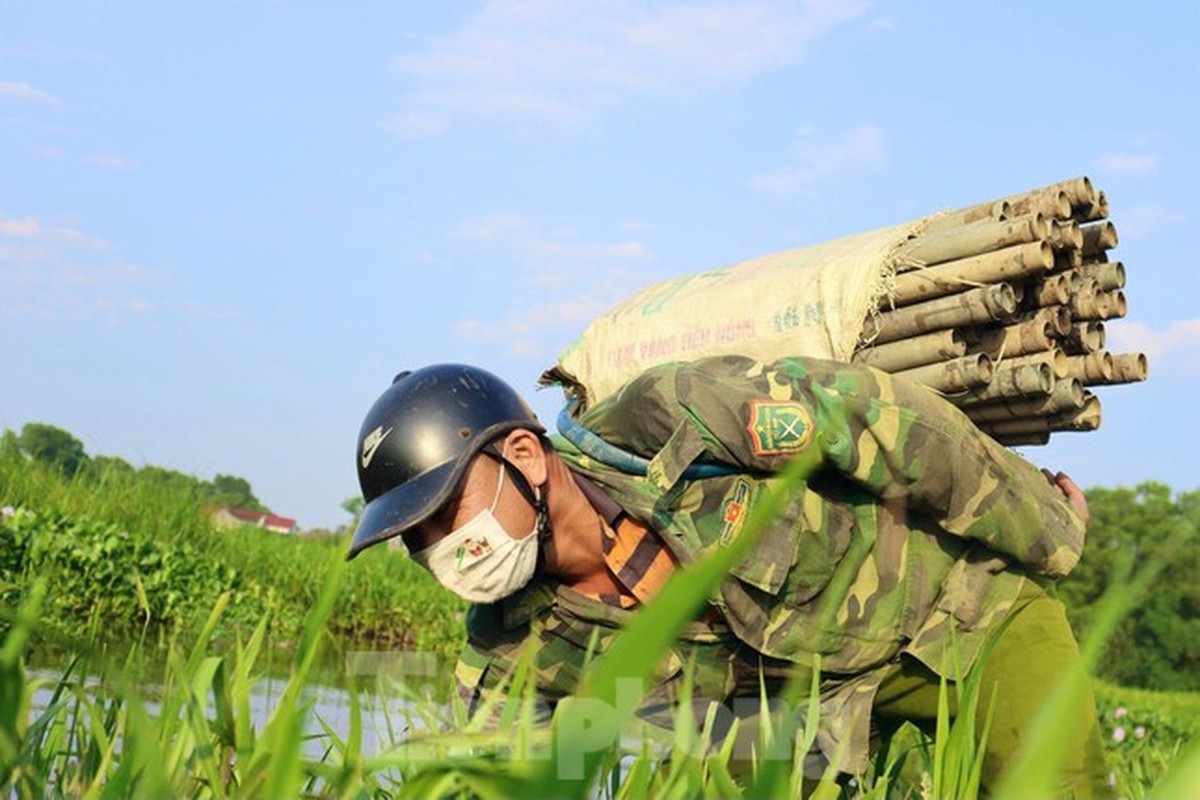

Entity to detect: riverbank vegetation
[1,421,1198,795]
[3,421,1197,691]
[2,475,1198,798]
[0,425,466,668]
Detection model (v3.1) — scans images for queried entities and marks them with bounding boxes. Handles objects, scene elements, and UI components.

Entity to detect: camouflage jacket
[455,355,1086,769]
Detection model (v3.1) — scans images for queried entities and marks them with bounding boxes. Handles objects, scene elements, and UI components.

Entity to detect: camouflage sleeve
[585,354,1085,577]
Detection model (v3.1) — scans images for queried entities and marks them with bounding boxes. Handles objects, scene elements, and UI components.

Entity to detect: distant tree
[0,429,22,462]
[18,422,91,477]
[137,465,203,498]
[333,496,365,536]
[92,454,136,480]
[342,496,364,517]
[204,474,268,512]
[1059,482,1200,691]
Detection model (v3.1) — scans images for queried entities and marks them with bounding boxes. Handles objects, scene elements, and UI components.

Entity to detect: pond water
[26,647,451,760]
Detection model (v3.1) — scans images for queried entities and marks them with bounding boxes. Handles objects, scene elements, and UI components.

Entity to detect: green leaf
[527,450,820,798]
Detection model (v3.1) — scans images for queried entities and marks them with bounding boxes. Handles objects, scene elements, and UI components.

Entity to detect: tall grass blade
[1148,738,1200,800]
[1,582,45,797]
[527,450,819,798]
[242,549,346,799]
[993,531,1180,799]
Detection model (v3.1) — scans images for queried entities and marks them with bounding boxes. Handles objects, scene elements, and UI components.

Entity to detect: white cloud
[0,218,40,238]
[0,80,63,107]
[527,237,650,262]
[456,212,528,242]
[450,212,658,357]
[1107,319,1200,374]
[1093,152,1159,176]
[379,110,447,137]
[85,153,142,171]
[389,0,870,130]
[0,113,67,135]
[455,212,651,266]
[3,43,107,63]
[453,288,647,358]
[0,215,156,322]
[1113,203,1183,239]
[749,124,886,192]
[0,216,107,248]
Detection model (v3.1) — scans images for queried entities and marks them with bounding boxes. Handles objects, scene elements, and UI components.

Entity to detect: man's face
[401,448,534,556]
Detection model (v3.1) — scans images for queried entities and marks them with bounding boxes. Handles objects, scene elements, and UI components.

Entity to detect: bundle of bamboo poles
[853,176,1147,447]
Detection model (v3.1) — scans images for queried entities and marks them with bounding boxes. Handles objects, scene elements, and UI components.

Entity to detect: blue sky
[3,1,1197,530]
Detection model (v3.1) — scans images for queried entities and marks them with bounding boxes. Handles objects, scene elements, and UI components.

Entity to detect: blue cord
[556,399,740,479]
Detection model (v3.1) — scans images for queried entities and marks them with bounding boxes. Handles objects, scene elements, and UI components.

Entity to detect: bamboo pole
[1074,190,1108,223]
[851,328,967,372]
[894,354,995,393]
[1068,282,1112,320]
[1048,219,1083,251]
[960,326,1007,354]
[1027,274,1071,307]
[1061,269,1085,292]
[1064,352,1114,383]
[991,431,1051,447]
[895,213,1050,268]
[1086,353,1149,385]
[950,362,1055,404]
[1054,249,1084,272]
[865,283,1019,344]
[840,176,1137,449]
[1061,321,1106,355]
[989,318,1056,357]
[1076,261,1125,291]
[1096,290,1127,319]
[1112,353,1148,382]
[1046,396,1104,432]
[888,241,1054,306]
[977,395,1102,435]
[1005,187,1074,220]
[996,348,1069,379]
[921,200,1011,235]
[1029,305,1073,337]
[1081,221,1119,257]
[1040,176,1096,210]
[964,380,1086,421]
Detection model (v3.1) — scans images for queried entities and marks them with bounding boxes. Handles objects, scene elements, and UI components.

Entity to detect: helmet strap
[483,446,553,544]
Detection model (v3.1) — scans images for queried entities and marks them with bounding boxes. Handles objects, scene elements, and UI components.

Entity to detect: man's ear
[504,428,548,487]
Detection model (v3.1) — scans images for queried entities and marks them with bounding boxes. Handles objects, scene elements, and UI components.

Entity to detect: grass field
[2,448,1198,797]
[0,451,467,665]
[3,539,1198,798]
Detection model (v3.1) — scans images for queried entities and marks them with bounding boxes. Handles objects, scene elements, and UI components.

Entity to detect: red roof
[218,506,298,532]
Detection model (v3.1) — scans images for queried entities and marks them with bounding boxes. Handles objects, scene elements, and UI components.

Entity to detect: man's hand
[1041,469,1090,528]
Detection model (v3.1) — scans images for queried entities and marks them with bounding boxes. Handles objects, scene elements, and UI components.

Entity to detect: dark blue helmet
[348,364,544,559]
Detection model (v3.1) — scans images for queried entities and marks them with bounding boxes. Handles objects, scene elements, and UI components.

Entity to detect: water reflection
[27,647,451,760]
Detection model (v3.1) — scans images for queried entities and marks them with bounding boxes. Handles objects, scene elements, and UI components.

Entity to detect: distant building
[212,506,299,534]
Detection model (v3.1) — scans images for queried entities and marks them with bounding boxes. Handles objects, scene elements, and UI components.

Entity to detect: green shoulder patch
[746,399,815,456]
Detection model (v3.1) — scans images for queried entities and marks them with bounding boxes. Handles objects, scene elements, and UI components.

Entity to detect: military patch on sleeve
[719,477,752,547]
[746,399,815,456]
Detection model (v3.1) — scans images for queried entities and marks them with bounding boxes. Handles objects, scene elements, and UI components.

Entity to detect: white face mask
[410,451,539,603]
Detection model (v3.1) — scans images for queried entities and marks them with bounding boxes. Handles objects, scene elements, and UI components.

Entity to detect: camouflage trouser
[872,582,1113,798]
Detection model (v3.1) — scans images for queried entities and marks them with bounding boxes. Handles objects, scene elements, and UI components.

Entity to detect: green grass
[2,497,1196,798]
[1,451,467,668]
[1094,681,1200,798]
[3,436,1198,797]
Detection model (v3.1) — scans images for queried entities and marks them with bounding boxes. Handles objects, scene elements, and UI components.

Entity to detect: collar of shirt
[571,473,677,608]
